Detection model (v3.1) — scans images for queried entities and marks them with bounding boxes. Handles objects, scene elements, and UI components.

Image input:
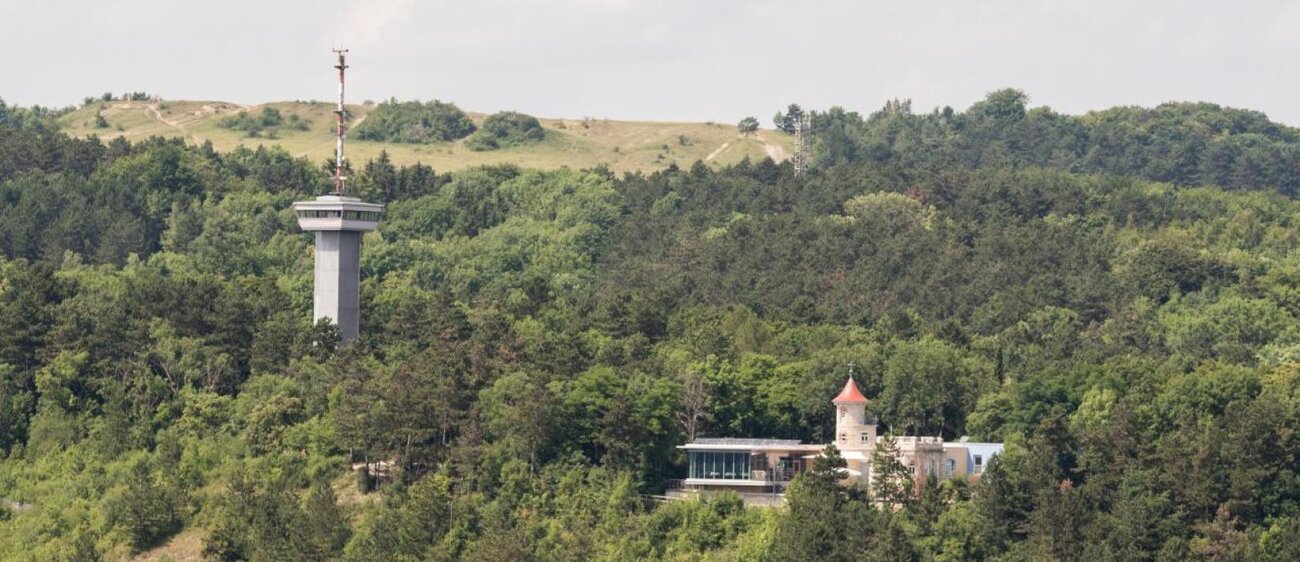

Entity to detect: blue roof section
[959,442,1005,454]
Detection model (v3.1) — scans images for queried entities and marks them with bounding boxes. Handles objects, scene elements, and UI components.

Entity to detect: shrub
[219,107,308,137]
[285,114,310,131]
[353,99,476,143]
[464,111,545,151]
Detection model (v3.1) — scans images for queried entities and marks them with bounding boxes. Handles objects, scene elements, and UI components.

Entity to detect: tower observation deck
[292,195,381,341]
[292,49,382,342]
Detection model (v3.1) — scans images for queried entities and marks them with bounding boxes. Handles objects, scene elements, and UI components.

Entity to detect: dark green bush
[353,99,476,143]
[219,107,309,138]
[465,111,545,151]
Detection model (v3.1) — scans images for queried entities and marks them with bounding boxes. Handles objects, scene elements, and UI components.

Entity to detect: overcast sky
[3,0,1299,124]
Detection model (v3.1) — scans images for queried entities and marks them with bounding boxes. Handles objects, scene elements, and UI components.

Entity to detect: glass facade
[296,210,381,221]
[687,451,757,480]
[343,210,381,221]
[297,210,341,218]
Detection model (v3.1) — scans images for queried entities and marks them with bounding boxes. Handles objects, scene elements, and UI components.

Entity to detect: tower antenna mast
[332,48,349,195]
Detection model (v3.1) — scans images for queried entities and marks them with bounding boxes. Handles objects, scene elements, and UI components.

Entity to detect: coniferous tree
[302,481,350,559]
[116,458,182,552]
[871,433,913,506]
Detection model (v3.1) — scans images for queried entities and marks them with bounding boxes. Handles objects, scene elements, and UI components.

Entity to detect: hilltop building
[672,377,1002,503]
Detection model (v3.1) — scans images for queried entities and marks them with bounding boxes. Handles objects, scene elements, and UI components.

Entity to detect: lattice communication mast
[332,48,349,195]
[792,113,812,177]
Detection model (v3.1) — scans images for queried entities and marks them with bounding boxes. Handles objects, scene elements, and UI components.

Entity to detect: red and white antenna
[332,48,349,195]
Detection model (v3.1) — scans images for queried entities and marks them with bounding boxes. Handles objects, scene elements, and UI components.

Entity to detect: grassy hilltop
[57,100,792,173]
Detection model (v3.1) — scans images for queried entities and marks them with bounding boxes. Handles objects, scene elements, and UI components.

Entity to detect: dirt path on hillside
[708,132,788,163]
[705,140,731,162]
[146,103,206,145]
[757,131,787,161]
[146,104,181,129]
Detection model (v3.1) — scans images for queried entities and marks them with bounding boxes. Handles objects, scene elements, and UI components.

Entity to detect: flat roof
[683,478,778,487]
[292,195,384,212]
[679,438,824,452]
[694,438,804,446]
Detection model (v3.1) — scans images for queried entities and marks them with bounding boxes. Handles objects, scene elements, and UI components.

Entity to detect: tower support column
[293,195,382,343]
[313,230,362,341]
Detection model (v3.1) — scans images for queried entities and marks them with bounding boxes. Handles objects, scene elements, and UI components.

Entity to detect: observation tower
[292,49,382,342]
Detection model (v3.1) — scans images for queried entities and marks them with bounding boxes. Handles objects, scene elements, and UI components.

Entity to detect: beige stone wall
[942,447,970,478]
[897,437,946,481]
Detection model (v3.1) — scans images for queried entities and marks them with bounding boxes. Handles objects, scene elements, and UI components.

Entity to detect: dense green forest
[799,89,1300,196]
[3,90,1300,561]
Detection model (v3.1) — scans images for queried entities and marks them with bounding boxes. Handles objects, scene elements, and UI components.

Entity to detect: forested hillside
[3,91,1300,561]
[801,89,1300,196]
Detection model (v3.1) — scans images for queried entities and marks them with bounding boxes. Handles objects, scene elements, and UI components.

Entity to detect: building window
[688,451,754,481]
[973,454,983,474]
[860,432,869,444]
[946,459,955,477]
[297,210,379,221]
[839,407,845,420]
[297,210,343,219]
[839,432,846,443]
[342,210,381,221]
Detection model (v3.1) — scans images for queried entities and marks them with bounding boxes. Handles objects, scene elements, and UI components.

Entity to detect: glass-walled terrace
[687,451,762,480]
[296,210,382,221]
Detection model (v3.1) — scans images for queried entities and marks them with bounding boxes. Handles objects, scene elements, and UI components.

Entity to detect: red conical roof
[832,377,868,404]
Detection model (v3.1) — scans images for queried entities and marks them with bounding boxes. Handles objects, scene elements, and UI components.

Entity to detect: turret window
[839,432,846,443]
